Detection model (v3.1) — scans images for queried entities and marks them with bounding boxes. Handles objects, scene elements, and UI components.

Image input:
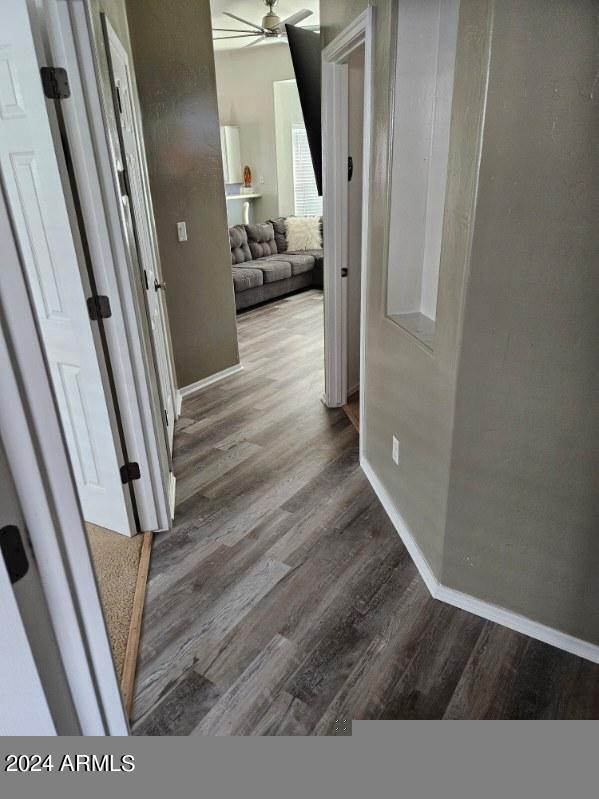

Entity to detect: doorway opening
[342,43,365,432]
[322,8,373,447]
[211,7,324,346]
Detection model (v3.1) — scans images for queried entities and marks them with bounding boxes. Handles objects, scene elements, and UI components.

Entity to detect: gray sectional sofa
[230,218,323,311]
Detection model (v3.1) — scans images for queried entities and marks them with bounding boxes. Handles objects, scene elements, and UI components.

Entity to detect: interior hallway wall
[214,44,295,221]
[125,0,239,388]
[322,0,599,646]
[442,0,599,644]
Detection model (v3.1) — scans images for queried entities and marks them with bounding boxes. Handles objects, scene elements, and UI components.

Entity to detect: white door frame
[101,11,177,456]
[0,179,128,735]
[322,7,374,444]
[45,0,174,529]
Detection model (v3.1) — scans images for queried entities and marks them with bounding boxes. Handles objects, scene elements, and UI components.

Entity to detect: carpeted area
[86,523,151,702]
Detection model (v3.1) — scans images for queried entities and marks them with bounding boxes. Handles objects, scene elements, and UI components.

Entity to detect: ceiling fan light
[262,11,281,31]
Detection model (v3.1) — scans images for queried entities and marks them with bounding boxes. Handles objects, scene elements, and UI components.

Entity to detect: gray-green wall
[442,0,599,643]
[125,0,239,388]
[322,0,599,644]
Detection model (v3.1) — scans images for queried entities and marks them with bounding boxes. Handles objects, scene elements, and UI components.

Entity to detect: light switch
[177,221,188,242]
[392,436,400,465]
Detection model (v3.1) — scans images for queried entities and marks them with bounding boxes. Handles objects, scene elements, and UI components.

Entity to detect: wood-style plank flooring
[343,392,360,432]
[132,290,599,733]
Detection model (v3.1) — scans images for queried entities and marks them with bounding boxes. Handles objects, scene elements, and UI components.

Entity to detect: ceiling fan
[213,1,318,47]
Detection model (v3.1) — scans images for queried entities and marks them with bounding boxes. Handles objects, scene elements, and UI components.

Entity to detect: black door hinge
[0,525,29,584]
[118,168,130,197]
[348,156,354,182]
[120,461,141,484]
[40,66,71,100]
[163,408,169,428]
[87,295,112,321]
[341,267,348,277]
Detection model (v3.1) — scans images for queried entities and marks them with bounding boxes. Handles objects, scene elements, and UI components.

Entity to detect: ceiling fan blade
[212,27,257,33]
[213,34,264,40]
[223,12,265,33]
[281,9,313,27]
[243,37,264,48]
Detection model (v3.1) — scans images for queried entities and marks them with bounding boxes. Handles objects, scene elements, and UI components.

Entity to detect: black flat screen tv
[285,25,322,196]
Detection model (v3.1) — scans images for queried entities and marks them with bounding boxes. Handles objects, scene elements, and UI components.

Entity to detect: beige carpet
[86,523,148,681]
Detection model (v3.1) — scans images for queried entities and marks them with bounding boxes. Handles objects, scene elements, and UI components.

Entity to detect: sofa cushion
[229,225,252,265]
[269,217,287,252]
[255,260,292,283]
[298,248,324,270]
[245,222,277,259]
[300,248,324,260]
[280,252,315,275]
[232,266,263,292]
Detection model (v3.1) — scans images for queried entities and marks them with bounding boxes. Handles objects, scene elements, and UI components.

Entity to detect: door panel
[0,430,80,734]
[0,440,56,736]
[0,0,133,534]
[103,17,176,453]
[0,552,56,736]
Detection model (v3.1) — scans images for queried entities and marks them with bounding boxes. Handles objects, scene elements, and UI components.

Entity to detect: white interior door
[0,428,80,734]
[0,450,56,735]
[0,428,79,735]
[322,57,350,408]
[103,16,176,453]
[0,435,56,736]
[0,0,134,534]
[0,551,56,736]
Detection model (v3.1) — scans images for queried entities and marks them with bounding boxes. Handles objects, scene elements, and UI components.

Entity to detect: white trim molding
[322,7,374,416]
[178,363,244,402]
[361,458,438,596]
[168,472,176,522]
[361,457,599,665]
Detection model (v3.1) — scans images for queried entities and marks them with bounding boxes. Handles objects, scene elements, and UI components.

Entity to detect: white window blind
[292,124,323,216]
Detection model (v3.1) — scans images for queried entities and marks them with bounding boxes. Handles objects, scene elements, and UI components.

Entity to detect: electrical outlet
[258,175,265,185]
[177,221,188,242]
[392,435,400,465]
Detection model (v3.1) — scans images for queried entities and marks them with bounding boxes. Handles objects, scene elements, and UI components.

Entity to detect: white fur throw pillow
[285,216,322,251]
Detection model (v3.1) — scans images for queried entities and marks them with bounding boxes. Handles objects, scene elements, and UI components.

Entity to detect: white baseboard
[168,472,176,521]
[361,458,438,596]
[177,363,243,404]
[360,456,599,665]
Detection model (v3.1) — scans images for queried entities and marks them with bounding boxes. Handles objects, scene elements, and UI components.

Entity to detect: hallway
[131,291,599,733]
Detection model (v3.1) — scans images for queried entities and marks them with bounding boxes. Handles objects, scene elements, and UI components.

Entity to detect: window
[292,124,322,216]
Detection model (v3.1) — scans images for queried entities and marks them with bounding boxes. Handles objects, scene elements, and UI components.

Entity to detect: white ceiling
[210,0,320,51]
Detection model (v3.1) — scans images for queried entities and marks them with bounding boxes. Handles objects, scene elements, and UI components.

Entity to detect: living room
[212,0,325,314]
